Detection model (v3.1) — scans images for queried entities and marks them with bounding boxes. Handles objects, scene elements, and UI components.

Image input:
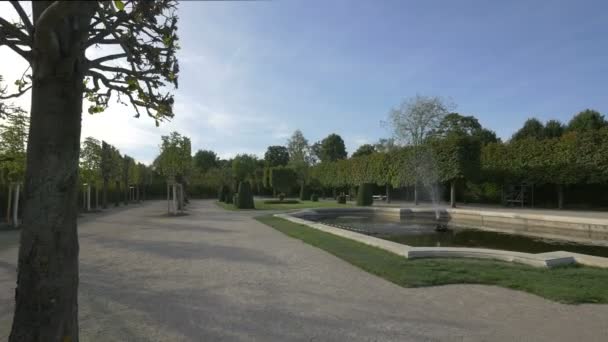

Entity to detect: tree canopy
[193,149,218,173]
[567,109,606,133]
[315,133,347,162]
[352,144,376,158]
[264,145,289,167]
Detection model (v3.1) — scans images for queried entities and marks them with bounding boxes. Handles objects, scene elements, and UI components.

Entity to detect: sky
[1,0,607,164]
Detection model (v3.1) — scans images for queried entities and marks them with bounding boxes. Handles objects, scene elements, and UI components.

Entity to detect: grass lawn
[216,199,354,211]
[256,215,608,304]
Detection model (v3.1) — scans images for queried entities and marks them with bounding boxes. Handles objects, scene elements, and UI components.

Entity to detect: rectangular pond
[307,213,608,258]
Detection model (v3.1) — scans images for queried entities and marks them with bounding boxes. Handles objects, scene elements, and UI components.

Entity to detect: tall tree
[317,133,347,162]
[286,129,311,164]
[385,95,452,146]
[352,144,376,158]
[434,113,499,145]
[0,1,179,339]
[567,109,606,132]
[192,149,218,173]
[385,95,452,204]
[264,145,289,167]
[511,118,545,141]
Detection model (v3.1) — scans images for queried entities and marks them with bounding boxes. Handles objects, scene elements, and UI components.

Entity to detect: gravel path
[1,200,607,341]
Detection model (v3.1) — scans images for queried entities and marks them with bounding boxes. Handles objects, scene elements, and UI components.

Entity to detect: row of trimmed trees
[80,137,152,212]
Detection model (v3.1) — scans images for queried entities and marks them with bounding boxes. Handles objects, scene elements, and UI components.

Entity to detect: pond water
[308,214,608,258]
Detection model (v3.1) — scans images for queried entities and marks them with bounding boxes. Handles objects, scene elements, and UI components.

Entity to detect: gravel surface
[1,200,607,341]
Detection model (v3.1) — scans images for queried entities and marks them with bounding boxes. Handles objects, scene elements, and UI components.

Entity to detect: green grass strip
[256,215,608,304]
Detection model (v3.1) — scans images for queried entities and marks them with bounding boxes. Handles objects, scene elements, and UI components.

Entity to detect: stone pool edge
[274,211,608,269]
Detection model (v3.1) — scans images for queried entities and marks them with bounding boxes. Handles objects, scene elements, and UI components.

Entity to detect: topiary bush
[337,193,346,204]
[357,183,374,206]
[218,185,227,202]
[311,193,319,202]
[224,190,233,204]
[235,181,255,209]
[279,193,285,201]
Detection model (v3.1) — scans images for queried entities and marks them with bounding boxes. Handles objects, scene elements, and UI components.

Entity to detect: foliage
[434,113,499,145]
[287,130,311,164]
[356,183,374,206]
[544,120,564,138]
[311,193,319,202]
[156,131,191,181]
[235,181,255,209]
[385,95,452,146]
[337,193,346,204]
[269,166,297,195]
[264,145,290,167]
[567,109,606,133]
[315,133,347,162]
[299,184,310,201]
[192,150,218,173]
[80,137,103,185]
[352,144,376,158]
[231,154,258,182]
[511,118,545,141]
[0,109,28,183]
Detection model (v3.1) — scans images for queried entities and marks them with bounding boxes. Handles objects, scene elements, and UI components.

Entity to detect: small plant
[279,193,285,201]
[311,193,319,202]
[337,193,346,204]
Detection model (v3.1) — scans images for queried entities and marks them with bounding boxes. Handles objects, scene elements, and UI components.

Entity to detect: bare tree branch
[0,85,32,100]
[88,53,128,66]
[9,1,33,34]
[0,16,30,43]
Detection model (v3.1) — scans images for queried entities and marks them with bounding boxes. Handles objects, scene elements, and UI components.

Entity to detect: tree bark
[6,183,12,225]
[86,185,91,212]
[557,184,564,210]
[95,185,99,210]
[385,184,391,203]
[114,181,120,207]
[450,180,456,208]
[9,4,97,340]
[102,179,108,209]
[414,184,419,205]
[13,183,20,227]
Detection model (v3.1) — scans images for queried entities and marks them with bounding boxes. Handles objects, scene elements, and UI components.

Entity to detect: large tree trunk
[10,4,96,340]
[13,183,20,227]
[414,184,419,205]
[450,180,456,208]
[557,184,564,210]
[114,181,120,207]
[385,184,391,204]
[6,183,12,225]
[102,179,108,209]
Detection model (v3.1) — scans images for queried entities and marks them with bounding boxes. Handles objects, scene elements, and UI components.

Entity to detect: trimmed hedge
[337,193,346,204]
[235,181,255,209]
[356,183,374,206]
[311,193,319,202]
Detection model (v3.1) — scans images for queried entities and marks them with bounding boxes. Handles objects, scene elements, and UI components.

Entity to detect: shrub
[311,193,319,202]
[235,181,255,209]
[224,190,233,204]
[337,193,346,204]
[218,185,227,202]
[356,183,374,206]
[279,193,285,201]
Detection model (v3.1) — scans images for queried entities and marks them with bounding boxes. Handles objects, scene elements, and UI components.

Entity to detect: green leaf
[114,0,125,11]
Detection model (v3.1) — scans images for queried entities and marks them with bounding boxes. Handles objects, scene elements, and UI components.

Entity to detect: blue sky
[1,0,607,163]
